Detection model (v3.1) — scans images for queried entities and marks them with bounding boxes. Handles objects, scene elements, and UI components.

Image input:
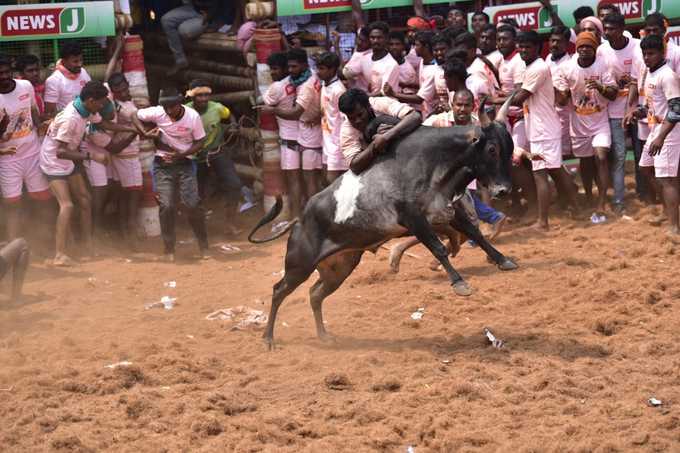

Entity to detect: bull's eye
[488,145,498,157]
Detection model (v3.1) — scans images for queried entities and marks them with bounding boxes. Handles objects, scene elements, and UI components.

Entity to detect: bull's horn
[478,95,491,128]
[495,91,516,125]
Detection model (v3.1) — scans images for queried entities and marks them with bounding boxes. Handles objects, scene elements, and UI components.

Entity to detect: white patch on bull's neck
[334,172,363,223]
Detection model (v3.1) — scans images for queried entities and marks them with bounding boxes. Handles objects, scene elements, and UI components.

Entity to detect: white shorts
[530,138,562,171]
[110,156,142,190]
[280,142,323,171]
[511,119,529,153]
[323,146,349,172]
[640,139,680,178]
[0,155,50,202]
[571,130,611,158]
[638,121,650,141]
[84,159,110,187]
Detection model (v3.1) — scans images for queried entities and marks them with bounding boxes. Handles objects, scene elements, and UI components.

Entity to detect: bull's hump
[333,171,363,224]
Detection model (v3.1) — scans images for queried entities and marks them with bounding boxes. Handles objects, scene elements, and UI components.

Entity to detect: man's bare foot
[53,254,75,267]
[224,224,243,237]
[530,221,549,232]
[162,253,176,263]
[488,213,507,241]
[429,259,442,271]
[388,246,406,273]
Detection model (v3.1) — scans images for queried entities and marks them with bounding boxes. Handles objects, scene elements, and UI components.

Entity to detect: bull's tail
[248,196,298,244]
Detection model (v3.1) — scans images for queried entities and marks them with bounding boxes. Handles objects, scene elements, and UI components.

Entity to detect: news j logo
[1,6,84,36]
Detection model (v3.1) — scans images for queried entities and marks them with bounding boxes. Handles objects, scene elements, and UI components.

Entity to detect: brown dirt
[2,200,680,452]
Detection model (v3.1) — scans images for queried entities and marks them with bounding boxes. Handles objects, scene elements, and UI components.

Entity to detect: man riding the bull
[338,89,422,174]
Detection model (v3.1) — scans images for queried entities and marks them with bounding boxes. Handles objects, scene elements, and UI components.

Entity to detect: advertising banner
[478,0,680,33]
[0,1,115,42]
[277,0,453,17]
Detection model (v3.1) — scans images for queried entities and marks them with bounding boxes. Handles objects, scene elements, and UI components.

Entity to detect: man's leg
[609,119,627,214]
[471,192,506,241]
[657,177,679,234]
[160,4,202,70]
[210,152,244,235]
[47,178,75,265]
[594,147,611,214]
[0,238,29,303]
[550,167,580,213]
[154,161,178,260]
[281,143,303,219]
[301,147,323,206]
[68,171,94,257]
[84,159,110,239]
[179,161,209,257]
[532,169,550,230]
[113,157,143,248]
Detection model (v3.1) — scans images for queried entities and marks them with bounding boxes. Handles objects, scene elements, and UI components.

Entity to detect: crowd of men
[257,4,680,237]
[0,36,255,267]
[0,3,679,280]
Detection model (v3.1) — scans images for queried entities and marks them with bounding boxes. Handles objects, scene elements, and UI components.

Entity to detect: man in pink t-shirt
[628,35,680,235]
[259,48,322,218]
[317,52,348,183]
[0,56,51,240]
[342,28,371,92]
[555,32,618,217]
[509,31,579,231]
[137,88,208,262]
[361,21,400,96]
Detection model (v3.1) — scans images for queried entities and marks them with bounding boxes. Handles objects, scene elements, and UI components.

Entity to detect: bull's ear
[478,96,491,128]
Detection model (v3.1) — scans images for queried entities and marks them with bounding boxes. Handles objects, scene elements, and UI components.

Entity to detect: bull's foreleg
[310,251,364,341]
[452,207,518,271]
[399,208,472,296]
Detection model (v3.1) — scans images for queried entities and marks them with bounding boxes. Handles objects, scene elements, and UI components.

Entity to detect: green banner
[476,0,680,34]
[276,0,452,17]
[0,1,115,42]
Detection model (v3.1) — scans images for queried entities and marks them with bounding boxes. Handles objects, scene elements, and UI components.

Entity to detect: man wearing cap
[555,31,618,220]
[137,88,209,262]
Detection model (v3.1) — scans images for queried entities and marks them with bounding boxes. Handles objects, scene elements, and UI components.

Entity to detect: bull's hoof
[453,280,473,296]
[497,258,518,271]
[318,331,337,344]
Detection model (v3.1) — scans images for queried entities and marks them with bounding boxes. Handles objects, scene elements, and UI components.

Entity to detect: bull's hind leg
[399,208,472,296]
[264,270,311,350]
[452,208,518,271]
[310,251,364,341]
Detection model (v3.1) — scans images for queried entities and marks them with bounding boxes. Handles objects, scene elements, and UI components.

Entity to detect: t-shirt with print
[44,68,91,111]
[343,49,371,91]
[521,57,561,142]
[554,56,615,138]
[185,100,230,162]
[498,51,525,118]
[340,96,413,162]
[405,47,422,77]
[295,73,323,148]
[599,37,639,118]
[137,105,206,158]
[361,52,400,94]
[546,52,573,137]
[112,98,140,157]
[263,76,298,141]
[0,79,40,162]
[417,62,448,118]
[468,57,497,97]
[40,102,101,175]
[644,62,680,144]
[320,78,347,157]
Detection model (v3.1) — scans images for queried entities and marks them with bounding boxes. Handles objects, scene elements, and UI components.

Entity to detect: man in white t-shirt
[259,48,323,218]
[601,13,639,215]
[627,36,680,235]
[555,32,618,219]
[362,21,400,96]
[44,41,91,117]
[39,82,111,266]
[317,52,348,183]
[388,31,419,108]
[137,88,208,262]
[342,28,371,92]
[0,56,51,240]
[510,31,579,231]
[546,26,574,158]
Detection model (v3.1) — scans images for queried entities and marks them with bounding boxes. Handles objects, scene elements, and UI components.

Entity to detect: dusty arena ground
[2,196,680,452]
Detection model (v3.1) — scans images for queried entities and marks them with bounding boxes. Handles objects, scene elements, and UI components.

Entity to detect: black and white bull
[249,100,517,349]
